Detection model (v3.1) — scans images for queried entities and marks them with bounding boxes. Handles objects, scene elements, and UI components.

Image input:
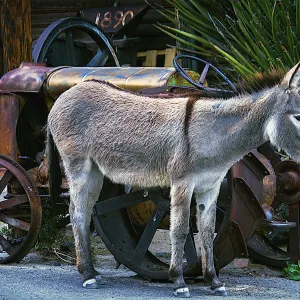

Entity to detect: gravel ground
[1,229,300,300]
[0,253,300,300]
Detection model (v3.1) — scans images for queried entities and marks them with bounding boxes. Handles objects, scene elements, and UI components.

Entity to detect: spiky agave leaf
[156,0,300,84]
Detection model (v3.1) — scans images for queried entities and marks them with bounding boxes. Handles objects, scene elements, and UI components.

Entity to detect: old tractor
[0,13,299,280]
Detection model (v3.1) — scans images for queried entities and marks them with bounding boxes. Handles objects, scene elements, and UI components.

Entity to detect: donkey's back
[48,80,194,187]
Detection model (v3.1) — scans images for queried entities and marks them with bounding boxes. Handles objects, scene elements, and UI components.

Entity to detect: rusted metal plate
[0,94,20,160]
[0,63,62,93]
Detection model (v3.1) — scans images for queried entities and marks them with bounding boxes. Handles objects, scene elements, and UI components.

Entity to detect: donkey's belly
[98,160,170,187]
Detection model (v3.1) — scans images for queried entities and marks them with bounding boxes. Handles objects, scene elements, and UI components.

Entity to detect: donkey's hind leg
[66,158,104,289]
[169,182,193,298]
[195,183,227,296]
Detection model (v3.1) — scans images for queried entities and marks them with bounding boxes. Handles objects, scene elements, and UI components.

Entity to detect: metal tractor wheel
[0,155,42,263]
[32,17,119,67]
[92,145,283,280]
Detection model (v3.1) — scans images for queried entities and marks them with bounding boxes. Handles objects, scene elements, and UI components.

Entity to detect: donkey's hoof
[174,287,190,298]
[211,286,227,296]
[83,278,99,289]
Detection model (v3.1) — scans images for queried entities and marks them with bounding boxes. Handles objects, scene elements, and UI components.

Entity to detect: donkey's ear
[280,62,300,89]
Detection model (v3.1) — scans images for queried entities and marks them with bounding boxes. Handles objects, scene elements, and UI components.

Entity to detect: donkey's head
[264,62,300,161]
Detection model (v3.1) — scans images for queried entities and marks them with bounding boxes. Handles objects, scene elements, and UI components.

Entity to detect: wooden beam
[0,0,32,75]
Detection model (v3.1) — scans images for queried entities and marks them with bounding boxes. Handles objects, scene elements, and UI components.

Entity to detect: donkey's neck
[190,88,277,163]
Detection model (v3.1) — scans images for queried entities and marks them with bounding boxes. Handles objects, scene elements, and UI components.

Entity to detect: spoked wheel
[0,155,42,263]
[93,180,200,280]
[32,17,119,67]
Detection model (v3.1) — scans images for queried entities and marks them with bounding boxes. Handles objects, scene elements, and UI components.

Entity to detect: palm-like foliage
[156,0,300,83]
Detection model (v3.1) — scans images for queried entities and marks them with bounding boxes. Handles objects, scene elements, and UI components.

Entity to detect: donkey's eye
[294,115,300,121]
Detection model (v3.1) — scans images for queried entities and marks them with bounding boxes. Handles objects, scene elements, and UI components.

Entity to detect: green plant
[0,225,10,236]
[284,261,300,280]
[35,210,64,251]
[156,0,300,83]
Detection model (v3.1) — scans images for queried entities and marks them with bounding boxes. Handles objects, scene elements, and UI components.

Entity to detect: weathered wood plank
[164,48,176,67]
[144,50,158,67]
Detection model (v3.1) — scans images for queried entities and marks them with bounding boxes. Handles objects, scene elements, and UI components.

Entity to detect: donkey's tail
[46,126,62,213]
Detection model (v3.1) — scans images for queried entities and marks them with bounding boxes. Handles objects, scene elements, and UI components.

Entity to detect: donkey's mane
[236,68,284,94]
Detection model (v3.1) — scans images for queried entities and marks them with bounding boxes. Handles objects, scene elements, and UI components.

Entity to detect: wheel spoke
[133,208,167,267]
[0,213,30,231]
[0,235,14,255]
[65,29,75,65]
[0,194,28,210]
[0,170,13,194]
[199,63,210,84]
[95,189,161,215]
[87,49,109,67]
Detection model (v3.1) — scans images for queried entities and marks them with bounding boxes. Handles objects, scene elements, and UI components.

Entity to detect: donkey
[46,63,300,297]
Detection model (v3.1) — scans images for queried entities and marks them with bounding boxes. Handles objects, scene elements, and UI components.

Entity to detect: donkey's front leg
[68,166,104,289]
[169,183,193,298]
[195,183,227,296]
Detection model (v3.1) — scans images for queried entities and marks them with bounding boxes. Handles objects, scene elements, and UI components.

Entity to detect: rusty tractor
[0,16,299,279]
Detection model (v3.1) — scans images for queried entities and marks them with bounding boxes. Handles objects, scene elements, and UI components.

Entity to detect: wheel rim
[0,155,42,263]
[32,17,120,67]
[93,180,201,280]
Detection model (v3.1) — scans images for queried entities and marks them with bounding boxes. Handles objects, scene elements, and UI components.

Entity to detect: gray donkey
[47,63,300,297]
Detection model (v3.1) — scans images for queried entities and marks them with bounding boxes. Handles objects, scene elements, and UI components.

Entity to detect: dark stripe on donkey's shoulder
[184,96,198,153]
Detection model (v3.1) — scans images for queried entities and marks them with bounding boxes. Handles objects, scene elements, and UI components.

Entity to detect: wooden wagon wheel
[0,155,42,263]
[32,17,120,67]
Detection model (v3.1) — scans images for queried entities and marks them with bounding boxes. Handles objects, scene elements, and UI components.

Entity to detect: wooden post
[144,50,158,67]
[0,0,32,76]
